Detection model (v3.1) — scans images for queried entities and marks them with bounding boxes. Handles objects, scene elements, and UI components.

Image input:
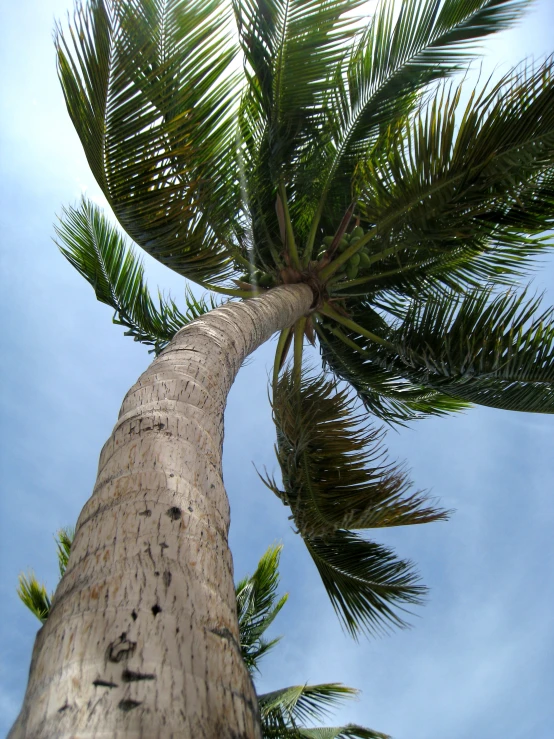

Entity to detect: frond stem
[273,327,292,388]
[293,317,306,387]
[198,281,263,299]
[320,304,394,349]
[279,180,301,269]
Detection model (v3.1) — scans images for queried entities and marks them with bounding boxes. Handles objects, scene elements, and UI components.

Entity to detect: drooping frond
[17,574,51,624]
[315,0,532,228]
[305,531,426,637]
[236,544,288,673]
[269,370,447,535]
[55,198,218,353]
[348,56,554,295]
[55,0,241,283]
[265,370,433,636]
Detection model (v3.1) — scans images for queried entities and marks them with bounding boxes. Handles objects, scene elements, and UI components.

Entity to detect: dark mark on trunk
[107,633,137,663]
[166,506,181,520]
[118,699,142,712]
[122,669,156,682]
[93,679,118,688]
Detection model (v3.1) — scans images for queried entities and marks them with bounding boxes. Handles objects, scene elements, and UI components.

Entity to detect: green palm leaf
[55,527,75,578]
[305,531,426,637]
[17,574,51,625]
[260,683,359,729]
[297,728,389,739]
[234,0,365,162]
[236,544,288,673]
[55,198,218,353]
[346,57,554,296]
[234,0,366,261]
[317,319,469,425]
[17,529,75,624]
[347,288,554,413]
[55,0,241,283]
[386,288,554,412]
[268,370,447,535]
[316,0,531,230]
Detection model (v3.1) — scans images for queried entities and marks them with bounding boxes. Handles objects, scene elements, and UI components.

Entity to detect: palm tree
[18,537,386,738]
[10,0,554,736]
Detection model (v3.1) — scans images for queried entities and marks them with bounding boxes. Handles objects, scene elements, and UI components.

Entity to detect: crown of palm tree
[53,0,554,636]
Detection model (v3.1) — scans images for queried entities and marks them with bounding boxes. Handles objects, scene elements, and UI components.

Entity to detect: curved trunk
[10,283,313,739]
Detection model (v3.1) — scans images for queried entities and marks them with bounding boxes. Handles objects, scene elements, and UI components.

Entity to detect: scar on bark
[118,699,142,712]
[107,633,137,663]
[93,679,118,688]
[151,604,162,616]
[57,702,71,713]
[122,669,156,682]
[166,506,181,520]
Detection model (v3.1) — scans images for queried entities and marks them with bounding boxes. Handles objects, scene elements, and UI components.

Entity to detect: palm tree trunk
[10,283,314,739]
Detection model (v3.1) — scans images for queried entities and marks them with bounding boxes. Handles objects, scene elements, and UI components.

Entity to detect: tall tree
[18,536,387,738]
[10,1,554,737]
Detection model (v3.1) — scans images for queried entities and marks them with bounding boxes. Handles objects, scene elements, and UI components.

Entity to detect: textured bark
[10,283,313,739]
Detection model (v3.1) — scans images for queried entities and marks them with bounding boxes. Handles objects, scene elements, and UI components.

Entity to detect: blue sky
[1,1,553,737]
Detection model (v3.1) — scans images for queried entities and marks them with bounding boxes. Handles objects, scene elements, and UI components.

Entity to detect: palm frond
[55,198,218,353]
[234,0,366,258]
[305,531,426,637]
[317,318,469,425]
[349,57,554,295]
[317,0,531,224]
[237,544,288,673]
[259,683,387,738]
[234,0,364,163]
[17,573,51,624]
[363,288,554,413]
[56,527,75,578]
[55,0,241,284]
[260,684,359,729]
[268,370,447,535]
[297,728,389,739]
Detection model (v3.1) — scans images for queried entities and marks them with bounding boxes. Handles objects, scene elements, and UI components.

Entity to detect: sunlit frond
[56,527,75,578]
[55,0,242,283]
[316,0,531,229]
[17,574,51,624]
[260,684,359,729]
[350,57,554,294]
